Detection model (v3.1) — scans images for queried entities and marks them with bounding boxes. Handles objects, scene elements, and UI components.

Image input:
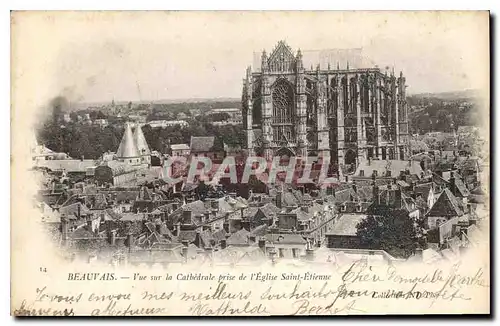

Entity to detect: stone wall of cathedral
[242,41,410,174]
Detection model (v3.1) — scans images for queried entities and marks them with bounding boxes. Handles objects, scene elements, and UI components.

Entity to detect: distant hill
[407,89,482,135]
[408,89,481,101]
[77,97,241,108]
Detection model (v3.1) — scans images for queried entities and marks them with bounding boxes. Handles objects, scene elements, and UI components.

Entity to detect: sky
[12,11,489,105]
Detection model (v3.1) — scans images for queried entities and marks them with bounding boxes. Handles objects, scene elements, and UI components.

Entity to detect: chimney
[61,217,69,241]
[368,157,371,166]
[182,210,192,224]
[203,212,210,223]
[109,229,117,246]
[181,246,189,262]
[220,239,227,249]
[77,203,81,219]
[86,218,93,232]
[276,191,283,209]
[241,219,251,232]
[211,200,219,211]
[395,189,402,208]
[173,222,181,237]
[195,230,202,248]
[373,185,380,205]
[126,233,134,249]
[305,247,315,261]
[258,238,266,251]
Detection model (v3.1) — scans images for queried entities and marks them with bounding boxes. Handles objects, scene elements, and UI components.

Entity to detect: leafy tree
[356,204,417,259]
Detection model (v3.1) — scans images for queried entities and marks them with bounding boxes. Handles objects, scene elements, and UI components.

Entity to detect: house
[406,182,438,215]
[94,161,139,186]
[132,186,169,213]
[448,173,470,203]
[325,213,366,250]
[102,190,140,213]
[373,181,420,219]
[171,144,191,157]
[190,136,224,161]
[245,202,281,228]
[148,120,189,129]
[353,159,425,181]
[264,233,307,259]
[426,188,468,230]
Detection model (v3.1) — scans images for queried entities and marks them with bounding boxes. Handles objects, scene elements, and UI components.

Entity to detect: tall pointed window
[272,80,295,143]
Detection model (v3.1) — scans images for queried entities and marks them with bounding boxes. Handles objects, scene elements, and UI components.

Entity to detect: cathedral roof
[253,45,374,72]
[133,125,151,156]
[117,123,140,158]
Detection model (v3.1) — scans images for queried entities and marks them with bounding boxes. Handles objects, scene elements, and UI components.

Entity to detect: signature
[292,299,364,315]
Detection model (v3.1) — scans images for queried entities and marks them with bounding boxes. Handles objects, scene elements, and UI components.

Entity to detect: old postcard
[11,11,490,316]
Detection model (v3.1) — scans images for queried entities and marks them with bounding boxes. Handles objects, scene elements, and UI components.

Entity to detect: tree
[356,204,417,259]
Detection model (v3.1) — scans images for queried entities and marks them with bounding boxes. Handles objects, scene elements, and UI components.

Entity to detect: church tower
[133,124,151,165]
[116,122,141,165]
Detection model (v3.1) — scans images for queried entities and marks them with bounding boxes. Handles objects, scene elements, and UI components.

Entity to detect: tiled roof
[190,136,215,152]
[413,182,435,200]
[335,188,358,203]
[452,177,470,197]
[427,188,464,217]
[258,203,281,219]
[355,159,423,178]
[356,186,374,202]
[177,230,197,243]
[59,202,91,219]
[328,213,367,236]
[70,225,95,239]
[170,144,190,151]
[265,233,307,245]
[120,213,145,222]
[227,229,251,246]
[98,160,138,176]
[250,224,269,236]
[212,229,228,242]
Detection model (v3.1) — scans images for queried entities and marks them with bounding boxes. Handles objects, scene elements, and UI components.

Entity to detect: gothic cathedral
[242,41,410,173]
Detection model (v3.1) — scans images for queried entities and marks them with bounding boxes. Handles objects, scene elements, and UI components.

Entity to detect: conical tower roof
[117,123,140,158]
[133,124,151,156]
